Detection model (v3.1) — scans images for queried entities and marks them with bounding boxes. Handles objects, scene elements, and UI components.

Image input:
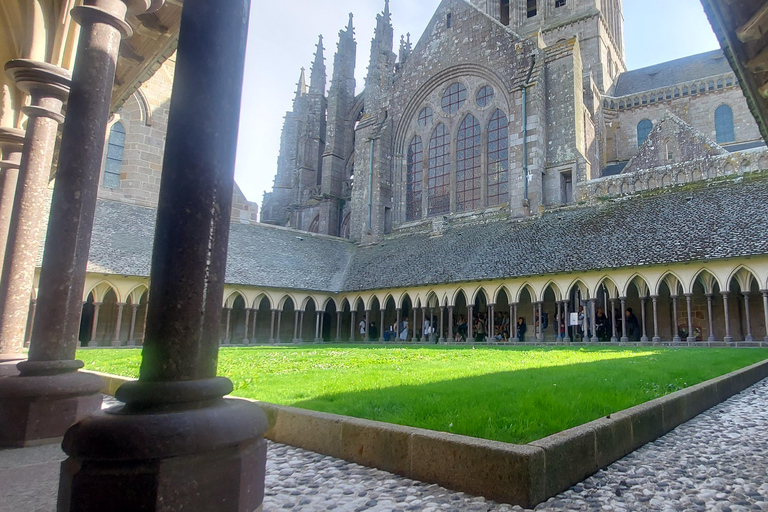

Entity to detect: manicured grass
[77,345,768,444]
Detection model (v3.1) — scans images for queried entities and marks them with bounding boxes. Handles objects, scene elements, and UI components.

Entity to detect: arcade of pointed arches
[58,259,768,347]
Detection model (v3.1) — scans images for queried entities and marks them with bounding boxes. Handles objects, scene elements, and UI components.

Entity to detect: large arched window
[487,110,509,206]
[427,124,450,216]
[715,105,735,144]
[456,114,481,212]
[637,119,652,148]
[103,122,125,189]
[406,136,423,221]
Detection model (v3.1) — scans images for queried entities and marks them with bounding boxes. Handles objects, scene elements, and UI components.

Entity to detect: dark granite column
[364,309,370,342]
[511,304,517,342]
[223,307,232,345]
[0,61,70,360]
[420,307,427,343]
[609,298,618,342]
[395,308,401,341]
[379,308,385,343]
[111,302,125,347]
[59,1,266,510]
[743,292,754,342]
[761,291,768,343]
[0,127,25,288]
[439,306,445,343]
[269,309,276,344]
[562,301,570,343]
[640,297,649,342]
[467,305,474,342]
[671,295,681,343]
[87,302,101,347]
[447,306,454,342]
[619,297,628,342]
[127,303,138,346]
[350,310,356,342]
[723,292,733,343]
[590,299,598,342]
[0,0,162,448]
[336,311,342,341]
[651,295,660,343]
[314,311,321,343]
[243,308,250,345]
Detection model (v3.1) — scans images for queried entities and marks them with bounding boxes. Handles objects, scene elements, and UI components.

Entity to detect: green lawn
[77,345,768,444]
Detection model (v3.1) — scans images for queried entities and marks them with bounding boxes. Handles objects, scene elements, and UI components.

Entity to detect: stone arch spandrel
[85,280,121,303]
[514,283,537,303]
[252,293,272,310]
[223,290,247,308]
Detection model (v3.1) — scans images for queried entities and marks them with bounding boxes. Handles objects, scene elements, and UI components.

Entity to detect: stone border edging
[86,358,768,508]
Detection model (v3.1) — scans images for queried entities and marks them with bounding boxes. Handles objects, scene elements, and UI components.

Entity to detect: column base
[641,336,649,343]
[746,335,755,342]
[0,364,103,448]
[314,338,323,344]
[467,337,475,343]
[87,340,98,348]
[243,339,251,346]
[686,336,696,343]
[652,336,661,343]
[610,337,618,342]
[620,337,629,343]
[58,381,268,512]
[673,336,682,343]
[127,339,136,347]
[111,340,122,348]
[447,337,455,343]
[724,336,733,343]
[562,337,570,343]
[590,336,598,343]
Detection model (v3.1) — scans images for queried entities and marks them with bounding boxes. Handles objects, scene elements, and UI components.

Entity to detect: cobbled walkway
[263,378,768,512]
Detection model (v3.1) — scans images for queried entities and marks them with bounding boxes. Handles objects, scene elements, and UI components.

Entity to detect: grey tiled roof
[83,176,768,293]
[613,50,732,97]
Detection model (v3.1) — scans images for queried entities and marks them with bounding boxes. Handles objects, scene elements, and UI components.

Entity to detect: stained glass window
[103,122,125,189]
[428,124,451,216]
[476,86,494,108]
[715,105,735,144]
[406,136,423,221]
[441,83,467,115]
[487,110,509,206]
[456,114,481,212]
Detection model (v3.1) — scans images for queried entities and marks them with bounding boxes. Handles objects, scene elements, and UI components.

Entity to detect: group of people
[359,302,643,343]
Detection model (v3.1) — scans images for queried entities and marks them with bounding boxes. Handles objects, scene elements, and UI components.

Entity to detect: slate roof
[83,176,768,293]
[613,50,733,97]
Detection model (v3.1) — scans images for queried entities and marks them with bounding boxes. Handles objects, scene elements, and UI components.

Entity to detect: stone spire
[309,35,326,96]
[365,0,396,113]
[294,67,307,102]
[398,33,412,66]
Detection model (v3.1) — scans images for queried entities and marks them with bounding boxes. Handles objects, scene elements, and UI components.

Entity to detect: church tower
[473,0,625,92]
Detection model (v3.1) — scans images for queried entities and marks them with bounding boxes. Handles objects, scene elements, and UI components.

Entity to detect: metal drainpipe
[522,56,536,206]
[368,137,374,231]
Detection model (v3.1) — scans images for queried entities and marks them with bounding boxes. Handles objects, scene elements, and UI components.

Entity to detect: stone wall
[576,147,768,201]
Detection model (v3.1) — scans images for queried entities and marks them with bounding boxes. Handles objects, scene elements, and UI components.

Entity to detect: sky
[233,0,721,205]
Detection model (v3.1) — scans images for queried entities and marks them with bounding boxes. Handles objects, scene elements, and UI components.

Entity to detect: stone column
[314,311,321,343]
[467,305,474,342]
[447,306,454,342]
[743,293,754,342]
[292,310,300,343]
[223,307,232,345]
[620,297,628,342]
[0,61,70,360]
[411,306,419,343]
[651,295,660,342]
[762,291,768,343]
[297,310,304,342]
[319,312,325,342]
[705,293,715,342]
[610,298,618,342]
[671,295,681,343]
[590,299,598,342]
[59,1,267,509]
[685,294,695,343]
[487,304,494,342]
[722,292,733,343]
[420,307,427,342]
[336,311,342,341]
[88,302,102,348]
[0,127,25,281]
[439,306,445,343]
[251,309,258,342]
[364,309,370,342]
[379,308,385,343]
[350,310,356,342]
[127,303,138,347]
[554,301,561,341]
[537,302,543,341]
[243,308,251,345]
[111,303,125,348]
[0,0,165,448]
[395,308,401,341]
[512,303,518,342]
[640,297,649,342]
[269,309,276,344]
[562,301,570,343]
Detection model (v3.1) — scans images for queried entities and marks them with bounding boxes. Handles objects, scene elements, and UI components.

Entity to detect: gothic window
[441,83,467,115]
[527,0,537,17]
[555,0,566,6]
[103,122,125,189]
[406,136,423,221]
[307,215,320,233]
[500,0,510,25]
[340,213,351,239]
[715,105,735,144]
[487,110,509,206]
[476,86,494,108]
[456,114,481,212]
[637,119,653,147]
[427,124,451,216]
[418,107,433,127]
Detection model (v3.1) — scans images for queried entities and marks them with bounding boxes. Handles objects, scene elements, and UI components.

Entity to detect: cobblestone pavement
[264,378,768,512]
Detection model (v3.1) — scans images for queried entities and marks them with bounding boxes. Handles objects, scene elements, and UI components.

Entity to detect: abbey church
[26,0,768,346]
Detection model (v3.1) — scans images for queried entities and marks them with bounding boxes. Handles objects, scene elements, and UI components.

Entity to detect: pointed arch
[224,290,247,308]
[126,284,148,305]
[595,276,618,299]
[425,290,440,308]
[253,293,272,310]
[492,284,511,304]
[515,283,537,303]
[398,292,413,310]
[339,297,351,312]
[456,113,481,212]
[727,266,759,293]
[624,274,650,298]
[321,296,337,310]
[353,296,366,311]
[541,281,563,302]
[566,279,589,300]
[471,286,490,304]
[86,281,120,303]
[301,296,318,311]
[655,271,684,296]
[368,295,382,312]
[690,268,722,295]
[277,294,298,310]
[451,288,469,307]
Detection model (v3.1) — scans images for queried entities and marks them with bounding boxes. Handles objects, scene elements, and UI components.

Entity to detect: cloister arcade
[44,257,768,348]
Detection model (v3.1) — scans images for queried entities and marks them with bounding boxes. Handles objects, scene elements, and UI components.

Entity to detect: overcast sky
[234,0,720,205]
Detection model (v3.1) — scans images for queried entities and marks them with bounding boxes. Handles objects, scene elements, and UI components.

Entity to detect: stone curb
[86,358,768,508]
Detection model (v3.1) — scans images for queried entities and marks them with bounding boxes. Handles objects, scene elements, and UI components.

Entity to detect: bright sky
[234,0,720,205]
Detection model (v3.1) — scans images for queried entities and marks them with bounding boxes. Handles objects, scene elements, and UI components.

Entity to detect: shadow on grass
[284,350,765,444]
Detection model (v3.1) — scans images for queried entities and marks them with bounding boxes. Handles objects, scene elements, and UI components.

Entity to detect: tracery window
[418,107,433,127]
[406,136,423,221]
[487,110,509,206]
[427,124,450,216]
[715,105,735,144]
[527,0,537,17]
[441,83,467,115]
[476,86,494,108]
[456,114,481,212]
[637,119,652,148]
[103,122,125,189]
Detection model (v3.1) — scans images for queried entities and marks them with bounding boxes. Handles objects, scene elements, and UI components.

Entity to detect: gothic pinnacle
[310,34,326,95]
[384,0,391,21]
[295,67,307,100]
[347,12,354,32]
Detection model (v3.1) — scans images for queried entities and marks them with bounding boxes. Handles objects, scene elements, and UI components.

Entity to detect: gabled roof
[613,50,732,97]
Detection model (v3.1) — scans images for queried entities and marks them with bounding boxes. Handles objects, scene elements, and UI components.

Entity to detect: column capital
[619,296,627,301]
[487,303,496,307]
[721,291,730,297]
[0,127,25,169]
[742,291,751,298]
[684,293,693,299]
[116,302,127,307]
[705,293,714,298]
[70,0,164,38]
[5,61,71,122]
[762,289,768,297]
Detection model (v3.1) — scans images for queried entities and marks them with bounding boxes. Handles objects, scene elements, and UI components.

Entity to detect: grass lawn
[77,345,768,444]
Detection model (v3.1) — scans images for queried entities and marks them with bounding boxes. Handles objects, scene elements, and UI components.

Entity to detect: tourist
[457,315,468,341]
[516,316,527,342]
[399,318,409,341]
[625,308,640,341]
[423,316,431,340]
[614,308,623,340]
[369,321,378,341]
[577,305,585,341]
[359,317,366,341]
[595,306,608,340]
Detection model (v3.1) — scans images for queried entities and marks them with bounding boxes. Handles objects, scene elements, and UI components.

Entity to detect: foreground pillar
[336,311,342,341]
[562,301,570,343]
[447,306,454,342]
[439,306,445,343]
[0,127,25,288]
[59,1,266,510]
[0,61,70,360]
